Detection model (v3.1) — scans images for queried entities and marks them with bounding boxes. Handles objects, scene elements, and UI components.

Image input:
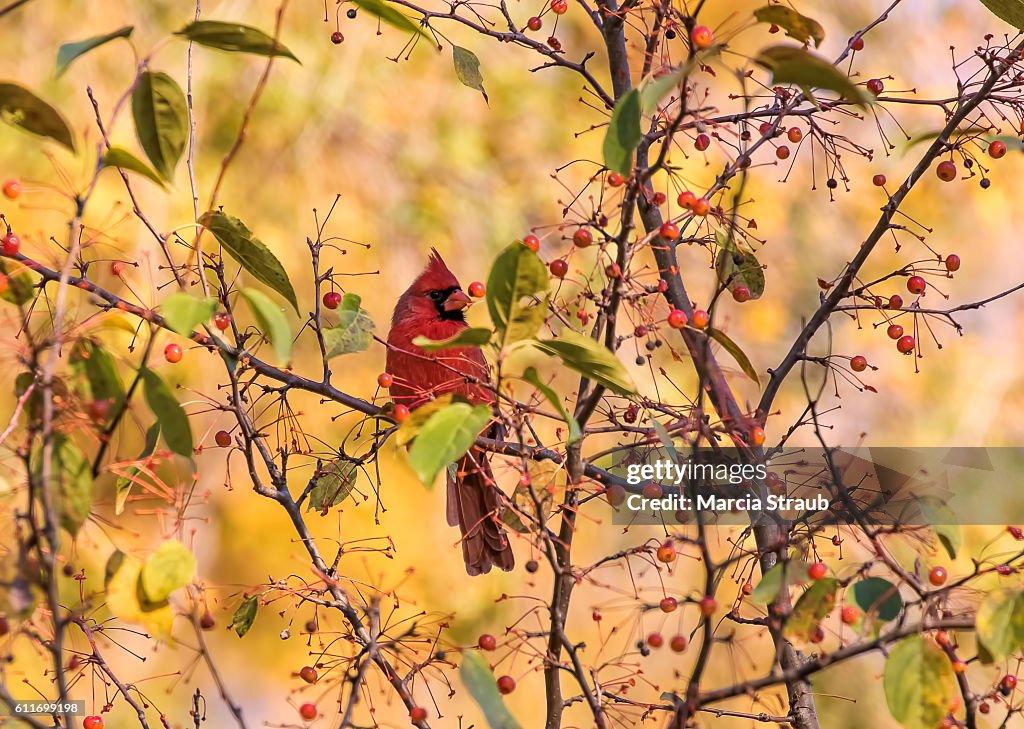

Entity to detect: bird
[386,249,515,576]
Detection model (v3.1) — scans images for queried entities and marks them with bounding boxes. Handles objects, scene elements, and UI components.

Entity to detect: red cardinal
[386,250,515,576]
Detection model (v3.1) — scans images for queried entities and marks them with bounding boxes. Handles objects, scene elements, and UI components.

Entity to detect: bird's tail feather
[446,448,515,576]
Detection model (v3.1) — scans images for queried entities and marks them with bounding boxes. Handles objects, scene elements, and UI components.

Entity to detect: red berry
[758,121,772,135]
[741,581,753,595]
[659,596,677,613]
[410,706,428,722]
[607,171,624,187]
[300,666,318,684]
[886,323,904,340]
[809,625,826,644]
[732,285,751,303]
[523,234,540,252]
[670,634,688,652]
[997,564,1012,576]
[378,372,394,389]
[214,312,231,331]
[776,145,791,160]
[850,355,868,372]
[478,633,497,651]
[646,632,664,648]
[0,273,7,294]
[936,160,957,182]
[872,174,886,187]
[496,675,516,694]
[110,261,126,276]
[323,291,342,310]
[694,134,711,151]
[690,25,713,49]
[572,228,593,248]
[550,0,567,13]
[677,191,696,209]
[907,275,926,295]
[1009,525,1024,540]
[88,399,111,422]
[749,426,766,446]
[2,179,21,200]
[888,294,903,310]
[299,703,318,720]
[896,335,915,354]
[944,254,960,272]
[691,309,709,329]
[935,630,951,647]
[83,717,104,729]
[866,78,884,96]
[841,605,859,625]
[605,484,626,506]
[549,259,569,278]
[642,481,662,499]
[468,281,485,298]
[787,127,803,143]
[164,343,183,363]
[330,31,344,44]
[807,562,827,581]
[215,430,232,447]
[989,140,1007,159]
[952,660,968,673]
[659,222,679,240]
[2,233,20,256]
[1001,674,1017,692]
[698,596,717,616]
[667,309,687,328]
[692,197,711,216]
[851,36,865,51]
[656,543,676,563]
[980,702,990,714]
[651,191,666,205]
[928,566,947,586]
[527,15,542,31]
[393,404,410,423]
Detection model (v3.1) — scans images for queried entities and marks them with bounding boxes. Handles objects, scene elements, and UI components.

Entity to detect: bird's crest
[414,247,460,289]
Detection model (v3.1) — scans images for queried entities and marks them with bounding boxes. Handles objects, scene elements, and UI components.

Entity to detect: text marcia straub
[625,493,831,513]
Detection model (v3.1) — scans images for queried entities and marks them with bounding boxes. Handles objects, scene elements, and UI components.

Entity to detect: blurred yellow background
[1,0,1022,727]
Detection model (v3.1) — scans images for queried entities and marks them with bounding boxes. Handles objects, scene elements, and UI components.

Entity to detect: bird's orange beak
[444,289,473,311]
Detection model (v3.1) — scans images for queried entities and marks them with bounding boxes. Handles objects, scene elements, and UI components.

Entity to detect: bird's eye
[428,290,443,301]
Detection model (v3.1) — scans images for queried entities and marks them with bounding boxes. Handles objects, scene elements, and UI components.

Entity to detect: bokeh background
[1,0,1023,727]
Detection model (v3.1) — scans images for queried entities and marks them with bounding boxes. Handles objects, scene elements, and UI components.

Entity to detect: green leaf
[407,402,493,487]
[883,635,957,729]
[141,368,193,457]
[162,293,216,337]
[603,87,642,175]
[200,210,298,313]
[413,327,492,352]
[715,247,765,300]
[453,46,487,102]
[851,577,903,621]
[753,6,825,47]
[101,146,165,188]
[70,340,125,411]
[239,288,292,363]
[140,539,195,604]
[485,242,549,345]
[115,423,160,515]
[0,82,75,151]
[0,262,35,306]
[535,330,636,396]
[976,589,1024,661]
[523,367,581,443]
[56,26,133,77]
[754,45,870,107]
[707,328,759,385]
[231,595,258,637]
[784,577,837,641]
[323,293,374,357]
[979,0,1024,29]
[350,0,430,39]
[395,394,462,446]
[460,652,523,729]
[750,562,785,604]
[53,436,93,536]
[174,20,299,62]
[640,58,701,115]
[307,459,358,512]
[918,496,961,560]
[131,72,187,181]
